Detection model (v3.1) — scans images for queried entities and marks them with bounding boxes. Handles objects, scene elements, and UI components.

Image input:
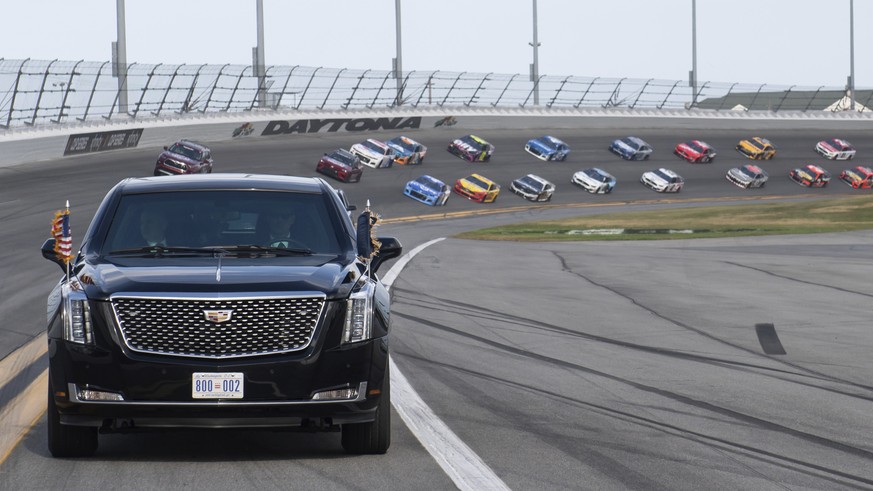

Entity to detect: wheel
[47,385,98,458]
[342,365,390,454]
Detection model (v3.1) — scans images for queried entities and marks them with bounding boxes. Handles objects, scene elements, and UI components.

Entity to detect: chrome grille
[111,295,325,359]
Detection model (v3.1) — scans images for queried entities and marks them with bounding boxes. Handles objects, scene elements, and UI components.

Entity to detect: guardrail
[1,59,870,129]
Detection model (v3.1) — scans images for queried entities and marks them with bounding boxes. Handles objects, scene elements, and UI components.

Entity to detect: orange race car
[839,166,873,189]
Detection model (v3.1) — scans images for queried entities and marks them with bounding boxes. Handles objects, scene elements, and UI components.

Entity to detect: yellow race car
[735,137,776,160]
[453,173,500,203]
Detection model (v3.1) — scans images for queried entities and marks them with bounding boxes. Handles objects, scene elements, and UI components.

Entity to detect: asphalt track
[2,122,873,489]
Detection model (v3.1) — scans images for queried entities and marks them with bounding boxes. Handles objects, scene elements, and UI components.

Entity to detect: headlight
[342,280,373,344]
[63,284,93,345]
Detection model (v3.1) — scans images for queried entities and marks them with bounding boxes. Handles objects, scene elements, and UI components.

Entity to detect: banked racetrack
[3,120,873,490]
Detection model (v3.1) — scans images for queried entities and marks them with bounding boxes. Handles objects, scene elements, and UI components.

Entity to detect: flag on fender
[51,201,72,264]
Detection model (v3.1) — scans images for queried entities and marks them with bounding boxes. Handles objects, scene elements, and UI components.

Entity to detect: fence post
[521,74,546,107]
[155,64,183,117]
[201,64,229,113]
[658,80,681,109]
[26,59,58,126]
[369,71,392,108]
[132,63,161,118]
[52,59,83,124]
[804,86,823,112]
[78,61,108,122]
[748,83,766,111]
[547,76,571,108]
[105,62,136,120]
[297,66,323,110]
[464,72,491,107]
[573,77,599,108]
[318,68,348,109]
[224,65,248,112]
[414,71,438,107]
[248,65,275,110]
[276,65,299,109]
[630,78,653,109]
[440,72,466,106]
[717,83,738,110]
[775,85,795,112]
[397,70,414,107]
[1,58,29,128]
[180,64,207,113]
[604,78,626,108]
[490,73,518,107]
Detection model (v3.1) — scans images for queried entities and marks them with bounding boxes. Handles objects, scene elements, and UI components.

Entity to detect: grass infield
[455,196,873,241]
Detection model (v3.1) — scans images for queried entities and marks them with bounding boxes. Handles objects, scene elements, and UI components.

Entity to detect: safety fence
[1,59,870,129]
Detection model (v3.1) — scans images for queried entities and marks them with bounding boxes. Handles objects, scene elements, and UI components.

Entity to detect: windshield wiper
[107,246,225,257]
[223,244,313,256]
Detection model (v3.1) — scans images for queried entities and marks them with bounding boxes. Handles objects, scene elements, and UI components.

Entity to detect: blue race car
[524,135,570,161]
[403,175,450,206]
[609,136,653,161]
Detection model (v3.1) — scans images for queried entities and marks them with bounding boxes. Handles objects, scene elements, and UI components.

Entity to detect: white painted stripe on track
[383,238,511,491]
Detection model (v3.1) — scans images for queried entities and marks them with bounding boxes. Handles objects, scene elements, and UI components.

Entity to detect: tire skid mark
[393,311,873,463]
[398,350,873,490]
[391,287,873,401]
[551,251,873,394]
[724,261,873,298]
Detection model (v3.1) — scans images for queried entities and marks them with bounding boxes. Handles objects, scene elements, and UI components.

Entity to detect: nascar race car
[524,135,570,161]
[387,136,427,165]
[316,149,364,183]
[403,175,450,205]
[350,138,396,168]
[839,166,873,189]
[815,138,856,160]
[640,168,684,193]
[509,174,555,202]
[609,136,653,161]
[726,164,768,189]
[571,167,616,194]
[736,137,776,160]
[447,135,494,162]
[789,164,830,187]
[453,173,500,202]
[674,140,717,163]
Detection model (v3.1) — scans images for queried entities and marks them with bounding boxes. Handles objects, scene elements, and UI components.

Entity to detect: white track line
[384,238,511,491]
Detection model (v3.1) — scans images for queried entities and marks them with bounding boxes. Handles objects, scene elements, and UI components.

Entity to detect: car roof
[175,139,209,151]
[115,173,327,194]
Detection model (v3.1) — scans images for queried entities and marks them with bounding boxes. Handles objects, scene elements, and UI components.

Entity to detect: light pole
[394,0,403,106]
[114,0,128,114]
[254,0,266,108]
[849,0,855,110]
[690,0,698,107]
[529,0,541,105]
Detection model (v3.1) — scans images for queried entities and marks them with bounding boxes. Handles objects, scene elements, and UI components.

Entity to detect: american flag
[51,202,72,264]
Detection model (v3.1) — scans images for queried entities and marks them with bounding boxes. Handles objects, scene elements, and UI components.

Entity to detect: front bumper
[50,335,389,430]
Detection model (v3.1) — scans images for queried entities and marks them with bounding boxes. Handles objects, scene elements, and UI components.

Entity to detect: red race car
[839,166,873,189]
[789,164,830,188]
[316,149,363,183]
[674,140,716,163]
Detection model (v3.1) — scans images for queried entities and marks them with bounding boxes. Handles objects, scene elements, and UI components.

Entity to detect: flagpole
[65,200,71,282]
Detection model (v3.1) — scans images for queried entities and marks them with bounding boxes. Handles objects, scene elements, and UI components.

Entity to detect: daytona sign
[261,117,421,136]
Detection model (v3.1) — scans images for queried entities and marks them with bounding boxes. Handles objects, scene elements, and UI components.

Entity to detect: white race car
[350,138,396,168]
[571,167,616,194]
[815,138,856,160]
[640,168,684,193]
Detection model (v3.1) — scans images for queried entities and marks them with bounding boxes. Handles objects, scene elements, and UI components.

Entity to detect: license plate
[192,372,244,399]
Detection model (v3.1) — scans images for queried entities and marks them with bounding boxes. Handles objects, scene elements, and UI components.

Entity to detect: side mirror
[370,237,402,275]
[163,146,169,150]
[41,238,68,272]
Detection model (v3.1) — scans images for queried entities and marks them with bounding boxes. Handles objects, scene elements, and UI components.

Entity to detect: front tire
[47,386,98,458]
[342,366,391,455]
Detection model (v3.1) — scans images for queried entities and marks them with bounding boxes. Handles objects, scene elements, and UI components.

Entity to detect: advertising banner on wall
[64,128,144,156]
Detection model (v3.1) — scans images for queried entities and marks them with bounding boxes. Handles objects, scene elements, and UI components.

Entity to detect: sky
[1,0,869,89]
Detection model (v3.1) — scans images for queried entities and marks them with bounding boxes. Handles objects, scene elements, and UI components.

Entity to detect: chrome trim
[68,382,367,406]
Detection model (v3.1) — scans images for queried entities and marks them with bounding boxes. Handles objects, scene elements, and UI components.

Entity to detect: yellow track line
[0,369,47,464]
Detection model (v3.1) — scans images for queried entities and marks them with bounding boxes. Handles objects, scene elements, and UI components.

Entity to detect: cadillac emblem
[204,310,234,323]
